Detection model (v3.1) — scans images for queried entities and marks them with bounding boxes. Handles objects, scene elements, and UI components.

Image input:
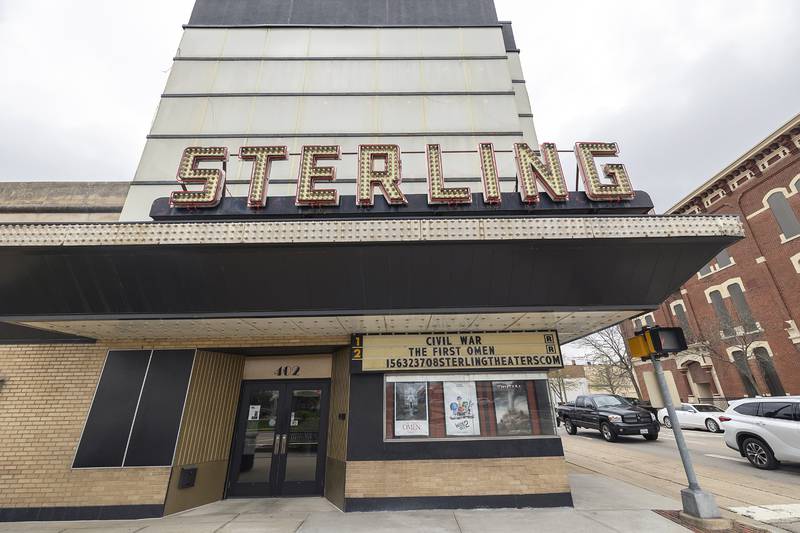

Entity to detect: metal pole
[651,356,701,490]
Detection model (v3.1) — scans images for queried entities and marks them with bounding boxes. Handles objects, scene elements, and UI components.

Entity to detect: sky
[1,0,799,213]
[2,1,799,361]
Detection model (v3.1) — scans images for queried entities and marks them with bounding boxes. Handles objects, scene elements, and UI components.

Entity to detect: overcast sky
[1,0,799,213]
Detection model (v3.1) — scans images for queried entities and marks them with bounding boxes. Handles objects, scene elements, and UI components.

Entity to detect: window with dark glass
[766,191,800,239]
[731,350,759,397]
[709,290,733,337]
[752,347,785,397]
[385,374,554,440]
[698,263,713,276]
[715,249,733,268]
[673,303,693,339]
[727,283,757,332]
[644,315,655,327]
[73,349,195,468]
[733,402,760,416]
[633,318,643,330]
[761,402,794,421]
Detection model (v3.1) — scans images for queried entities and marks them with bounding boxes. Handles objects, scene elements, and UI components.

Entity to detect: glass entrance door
[227,381,330,497]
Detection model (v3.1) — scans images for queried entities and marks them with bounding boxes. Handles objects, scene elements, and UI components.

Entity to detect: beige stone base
[344,456,570,499]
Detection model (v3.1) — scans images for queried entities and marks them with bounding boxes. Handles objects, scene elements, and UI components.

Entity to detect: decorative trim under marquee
[0,216,745,247]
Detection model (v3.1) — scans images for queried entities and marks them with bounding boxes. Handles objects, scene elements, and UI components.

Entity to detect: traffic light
[626,326,687,359]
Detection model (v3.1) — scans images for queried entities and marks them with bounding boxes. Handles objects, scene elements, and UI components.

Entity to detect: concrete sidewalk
[0,474,692,532]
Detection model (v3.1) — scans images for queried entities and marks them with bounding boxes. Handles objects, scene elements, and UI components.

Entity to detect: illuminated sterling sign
[166,142,635,211]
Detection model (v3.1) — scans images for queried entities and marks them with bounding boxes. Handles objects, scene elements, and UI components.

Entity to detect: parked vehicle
[657,403,726,433]
[721,397,800,470]
[557,394,660,442]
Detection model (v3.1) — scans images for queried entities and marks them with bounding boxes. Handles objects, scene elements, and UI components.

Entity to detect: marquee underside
[0,216,743,344]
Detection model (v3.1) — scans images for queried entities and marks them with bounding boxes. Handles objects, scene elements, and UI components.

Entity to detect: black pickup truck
[557,394,659,442]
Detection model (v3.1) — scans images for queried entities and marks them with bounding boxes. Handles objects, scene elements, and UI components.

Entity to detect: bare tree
[586,362,631,395]
[690,307,763,396]
[579,326,642,399]
[548,369,582,404]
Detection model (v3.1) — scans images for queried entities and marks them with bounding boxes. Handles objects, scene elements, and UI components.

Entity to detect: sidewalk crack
[213,512,240,532]
[454,511,464,533]
[293,512,310,532]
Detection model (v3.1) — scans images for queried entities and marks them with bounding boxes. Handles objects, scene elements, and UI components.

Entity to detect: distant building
[549,362,637,404]
[622,112,800,405]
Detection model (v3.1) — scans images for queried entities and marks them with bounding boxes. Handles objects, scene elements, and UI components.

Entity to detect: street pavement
[560,425,800,531]
[0,473,690,533]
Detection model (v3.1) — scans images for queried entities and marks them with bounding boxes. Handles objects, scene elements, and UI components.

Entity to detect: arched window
[709,290,733,337]
[766,191,800,240]
[731,350,758,397]
[716,249,733,268]
[644,314,655,327]
[672,302,693,340]
[727,283,756,332]
[752,347,785,396]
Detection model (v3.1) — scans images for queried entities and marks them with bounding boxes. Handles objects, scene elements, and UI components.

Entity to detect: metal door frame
[226,379,330,498]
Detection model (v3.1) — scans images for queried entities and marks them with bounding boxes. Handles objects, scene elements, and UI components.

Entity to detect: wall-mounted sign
[243,354,332,380]
[352,332,562,373]
[163,142,635,211]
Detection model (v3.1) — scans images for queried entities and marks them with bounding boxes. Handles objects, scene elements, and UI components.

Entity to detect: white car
[657,403,726,433]
[721,397,800,470]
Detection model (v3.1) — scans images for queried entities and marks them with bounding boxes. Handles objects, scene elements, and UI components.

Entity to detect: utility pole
[651,356,720,518]
[628,326,732,529]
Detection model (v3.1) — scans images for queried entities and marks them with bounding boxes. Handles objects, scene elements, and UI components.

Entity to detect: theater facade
[0,0,743,522]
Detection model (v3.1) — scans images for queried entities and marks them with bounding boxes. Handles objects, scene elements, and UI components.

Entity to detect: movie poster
[394,382,429,437]
[443,381,481,436]
[492,381,532,436]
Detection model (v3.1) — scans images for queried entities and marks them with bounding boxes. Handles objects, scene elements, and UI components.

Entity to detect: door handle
[272,434,282,456]
[280,434,288,454]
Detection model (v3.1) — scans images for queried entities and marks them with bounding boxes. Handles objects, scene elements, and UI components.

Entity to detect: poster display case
[384,373,554,441]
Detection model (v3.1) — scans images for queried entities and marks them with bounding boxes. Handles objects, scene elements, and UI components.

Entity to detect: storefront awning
[0,216,743,343]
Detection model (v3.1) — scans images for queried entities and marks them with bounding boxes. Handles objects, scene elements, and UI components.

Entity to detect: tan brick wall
[0,344,170,508]
[344,456,569,498]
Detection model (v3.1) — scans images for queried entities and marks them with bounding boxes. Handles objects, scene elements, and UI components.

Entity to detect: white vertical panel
[177,29,227,57]
[264,28,310,57]
[307,28,378,57]
[513,83,533,115]
[257,62,307,93]
[165,62,217,94]
[222,29,268,57]
[249,96,301,135]
[212,62,261,93]
[469,95,521,132]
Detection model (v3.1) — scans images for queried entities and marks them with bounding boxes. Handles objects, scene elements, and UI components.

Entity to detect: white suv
[721,397,800,469]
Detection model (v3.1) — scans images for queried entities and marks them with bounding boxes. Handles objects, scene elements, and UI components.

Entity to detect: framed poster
[394,382,429,437]
[492,381,532,436]
[443,381,480,436]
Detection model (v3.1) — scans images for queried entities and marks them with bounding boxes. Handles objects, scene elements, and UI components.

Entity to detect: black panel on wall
[346,373,564,462]
[73,350,151,468]
[123,350,195,467]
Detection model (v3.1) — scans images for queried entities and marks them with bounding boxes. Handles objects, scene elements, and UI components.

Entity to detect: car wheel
[705,419,720,433]
[564,418,578,435]
[742,438,778,470]
[663,416,672,429]
[644,433,658,441]
[600,422,617,442]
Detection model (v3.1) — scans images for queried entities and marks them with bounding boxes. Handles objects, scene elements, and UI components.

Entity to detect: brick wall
[344,457,569,498]
[0,344,170,509]
[623,130,800,400]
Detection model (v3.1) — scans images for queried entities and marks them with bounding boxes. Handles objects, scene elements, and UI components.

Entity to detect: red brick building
[623,112,800,405]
